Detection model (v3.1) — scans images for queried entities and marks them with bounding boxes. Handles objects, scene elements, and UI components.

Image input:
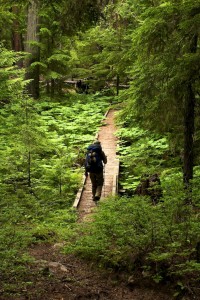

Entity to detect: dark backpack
[85,145,103,173]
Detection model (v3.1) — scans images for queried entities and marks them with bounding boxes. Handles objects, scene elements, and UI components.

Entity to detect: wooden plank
[73,176,86,208]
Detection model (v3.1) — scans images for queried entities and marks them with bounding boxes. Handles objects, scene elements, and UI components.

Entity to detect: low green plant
[116,125,175,192]
[65,179,200,291]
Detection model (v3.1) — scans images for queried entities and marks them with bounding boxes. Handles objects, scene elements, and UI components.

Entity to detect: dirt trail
[24,243,172,300]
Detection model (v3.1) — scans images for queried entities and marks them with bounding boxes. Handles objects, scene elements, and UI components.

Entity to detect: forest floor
[6,242,173,300]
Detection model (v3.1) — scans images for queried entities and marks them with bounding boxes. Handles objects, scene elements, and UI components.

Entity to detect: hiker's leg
[90,173,97,199]
[95,171,104,199]
[95,185,102,199]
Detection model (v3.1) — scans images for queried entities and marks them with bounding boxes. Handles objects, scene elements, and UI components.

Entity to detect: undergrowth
[63,113,200,298]
[64,178,200,297]
[0,92,110,292]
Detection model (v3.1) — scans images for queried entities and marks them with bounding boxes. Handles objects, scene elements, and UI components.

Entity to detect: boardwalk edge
[73,175,86,209]
[112,159,120,195]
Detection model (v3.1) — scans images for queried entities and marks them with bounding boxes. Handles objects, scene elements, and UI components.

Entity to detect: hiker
[85,140,107,201]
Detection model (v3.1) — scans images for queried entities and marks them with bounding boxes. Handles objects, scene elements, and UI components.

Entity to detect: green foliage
[0,191,78,292]
[65,180,200,287]
[69,2,133,93]
[1,90,109,203]
[0,89,110,290]
[0,46,110,289]
[118,0,200,181]
[116,122,177,192]
[0,48,25,99]
[45,0,102,36]
[0,3,16,47]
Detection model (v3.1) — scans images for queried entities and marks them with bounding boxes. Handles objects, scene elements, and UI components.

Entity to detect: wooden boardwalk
[73,109,119,221]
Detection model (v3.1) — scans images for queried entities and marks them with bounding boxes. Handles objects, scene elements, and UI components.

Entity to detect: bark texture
[25,0,40,99]
[183,34,198,187]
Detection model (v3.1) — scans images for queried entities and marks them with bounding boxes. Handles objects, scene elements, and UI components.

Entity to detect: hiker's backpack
[85,145,103,173]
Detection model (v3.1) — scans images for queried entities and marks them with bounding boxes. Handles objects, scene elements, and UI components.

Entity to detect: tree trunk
[116,74,119,96]
[11,5,24,67]
[57,79,63,95]
[183,83,195,186]
[24,0,40,99]
[12,6,22,51]
[51,78,55,98]
[59,175,62,195]
[183,34,198,188]
[46,80,50,94]
[28,151,31,187]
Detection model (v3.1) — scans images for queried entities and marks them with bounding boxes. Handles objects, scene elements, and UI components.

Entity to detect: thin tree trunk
[28,151,31,187]
[57,79,63,95]
[59,175,62,195]
[116,74,119,96]
[51,78,55,98]
[183,34,198,188]
[46,80,50,94]
[183,83,195,186]
[24,0,40,99]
